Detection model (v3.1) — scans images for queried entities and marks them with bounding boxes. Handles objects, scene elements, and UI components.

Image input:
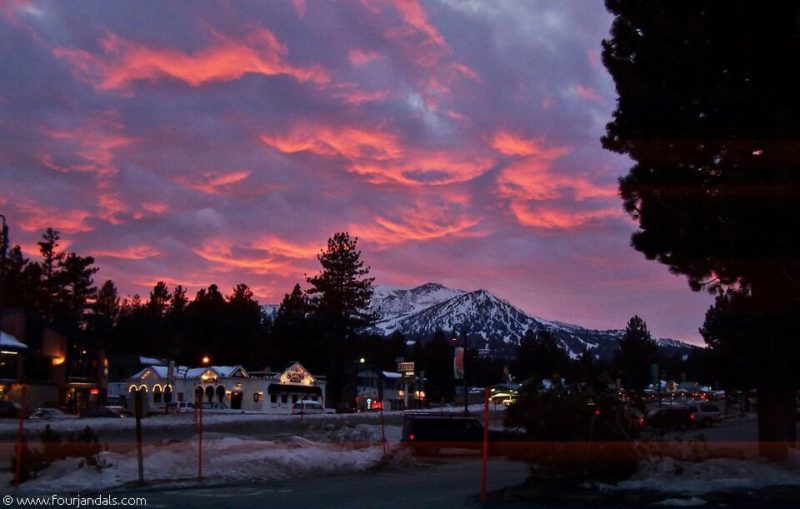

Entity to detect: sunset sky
[0,1,713,343]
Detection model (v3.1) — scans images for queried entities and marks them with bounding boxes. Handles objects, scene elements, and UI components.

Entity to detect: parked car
[78,406,128,418]
[643,407,695,430]
[401,414,522,455]
[292,400,324,415]
[167,401,194,413]
[105,405,133,417]
[29,408,77,420]
[684,403,723,427]
[201,402,227,410]
[0,401,21,418]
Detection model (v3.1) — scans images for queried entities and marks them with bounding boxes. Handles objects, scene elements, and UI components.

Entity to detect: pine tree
[615,315,657,392]
[306,232,376,340]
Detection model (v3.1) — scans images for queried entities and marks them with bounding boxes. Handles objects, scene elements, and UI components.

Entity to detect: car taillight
[409,433,415,441]
[594,409,601,416]
[638,418,645,427]
[689,413,696,420]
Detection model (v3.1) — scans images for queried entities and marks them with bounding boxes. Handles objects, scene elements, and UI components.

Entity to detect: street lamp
[201,355,211,366]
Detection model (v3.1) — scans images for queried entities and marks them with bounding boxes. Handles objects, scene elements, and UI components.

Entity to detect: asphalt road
[110,457,530,509]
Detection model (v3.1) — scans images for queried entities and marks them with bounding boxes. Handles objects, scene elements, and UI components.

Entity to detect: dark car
[401,414,522,454]
[402,415,485,454]
[643,407,695,430]
[0,401,21,418]
[79,406,128,418]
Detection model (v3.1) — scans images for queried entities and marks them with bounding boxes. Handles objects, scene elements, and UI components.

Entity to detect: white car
[291,400,324,415]
[684,402,723,427]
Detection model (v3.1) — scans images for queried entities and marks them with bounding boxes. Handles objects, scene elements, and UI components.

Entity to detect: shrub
[505,389,640,482]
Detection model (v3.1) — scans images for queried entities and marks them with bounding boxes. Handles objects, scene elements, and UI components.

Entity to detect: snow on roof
[0,330,27,350]
[131,364,248,381]
[139,356,165,365]
[382,371,402,379]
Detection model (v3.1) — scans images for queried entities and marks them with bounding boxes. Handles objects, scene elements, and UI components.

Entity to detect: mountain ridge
[369,283,695,360]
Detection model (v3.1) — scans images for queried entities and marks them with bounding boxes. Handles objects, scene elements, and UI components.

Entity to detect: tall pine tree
[306,232,376,341]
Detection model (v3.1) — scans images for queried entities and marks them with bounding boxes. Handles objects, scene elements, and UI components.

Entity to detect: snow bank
[604,450,800,495]
[13,430,401,495]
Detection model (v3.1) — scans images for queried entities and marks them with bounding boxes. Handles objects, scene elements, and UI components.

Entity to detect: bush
[505,389,640,482]
[9,439,46,485]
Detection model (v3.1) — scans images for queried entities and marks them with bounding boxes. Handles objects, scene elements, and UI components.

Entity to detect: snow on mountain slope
[372,283,466,333]
[368,283,694,360]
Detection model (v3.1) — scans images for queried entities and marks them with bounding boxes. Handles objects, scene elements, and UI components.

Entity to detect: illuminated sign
[279,362,315,385]
[397,362,415,376]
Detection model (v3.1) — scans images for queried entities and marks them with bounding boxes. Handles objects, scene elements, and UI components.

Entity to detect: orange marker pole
[481,386,490,502]
[14,386,26,489]
[197,394,204,480]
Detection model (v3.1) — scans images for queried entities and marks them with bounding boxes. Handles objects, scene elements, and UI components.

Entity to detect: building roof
[130,364,248,381]
[0,330,28,350]
[382,371,402,379]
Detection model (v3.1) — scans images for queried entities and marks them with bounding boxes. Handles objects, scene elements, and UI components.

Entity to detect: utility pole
[0,214,7,338]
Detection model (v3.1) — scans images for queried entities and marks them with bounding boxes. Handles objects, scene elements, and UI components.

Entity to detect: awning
[267,384,323,396]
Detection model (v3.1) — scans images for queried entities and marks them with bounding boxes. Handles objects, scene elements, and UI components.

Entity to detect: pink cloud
[392,0,446,48]
[53,29,329,90]
[331,84,390,105]
[261,124,402,161]
[12,199,94,234]
[291,0,307,19]
[509,203,621,231]
[491,130,569,158]
[175,170,253,195]
[93,245,161,260]
[574,84,604,104]
[353,193,486,248]
[348,48,381,67]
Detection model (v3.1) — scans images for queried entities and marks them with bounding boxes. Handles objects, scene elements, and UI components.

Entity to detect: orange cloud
[353,194,486,248]
[42,115,137,177]
[332,84,390,105]
[491,130,569,158]
[13,200,94,234]
[263,122,494,186]
[53,28,329,91]
[250,236,320,260]
[176,170,252,195]
[94,245,161,260]
[510,203,620,230]
[142,202,169,214]
[349,150,493,186]
[192,240,290,274]
[261,125,402,161]
[497,159,617,203]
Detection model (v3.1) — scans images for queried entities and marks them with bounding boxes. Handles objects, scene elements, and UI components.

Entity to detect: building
[0,309,106,410]
[127,361,326,414]
[355,366,403,411]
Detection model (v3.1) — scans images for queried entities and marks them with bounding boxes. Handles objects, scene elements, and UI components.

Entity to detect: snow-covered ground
[615,451,800,495]
[3,424,406,495]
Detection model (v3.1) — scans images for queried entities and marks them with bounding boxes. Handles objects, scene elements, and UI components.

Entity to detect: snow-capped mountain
[370,283,694,360]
